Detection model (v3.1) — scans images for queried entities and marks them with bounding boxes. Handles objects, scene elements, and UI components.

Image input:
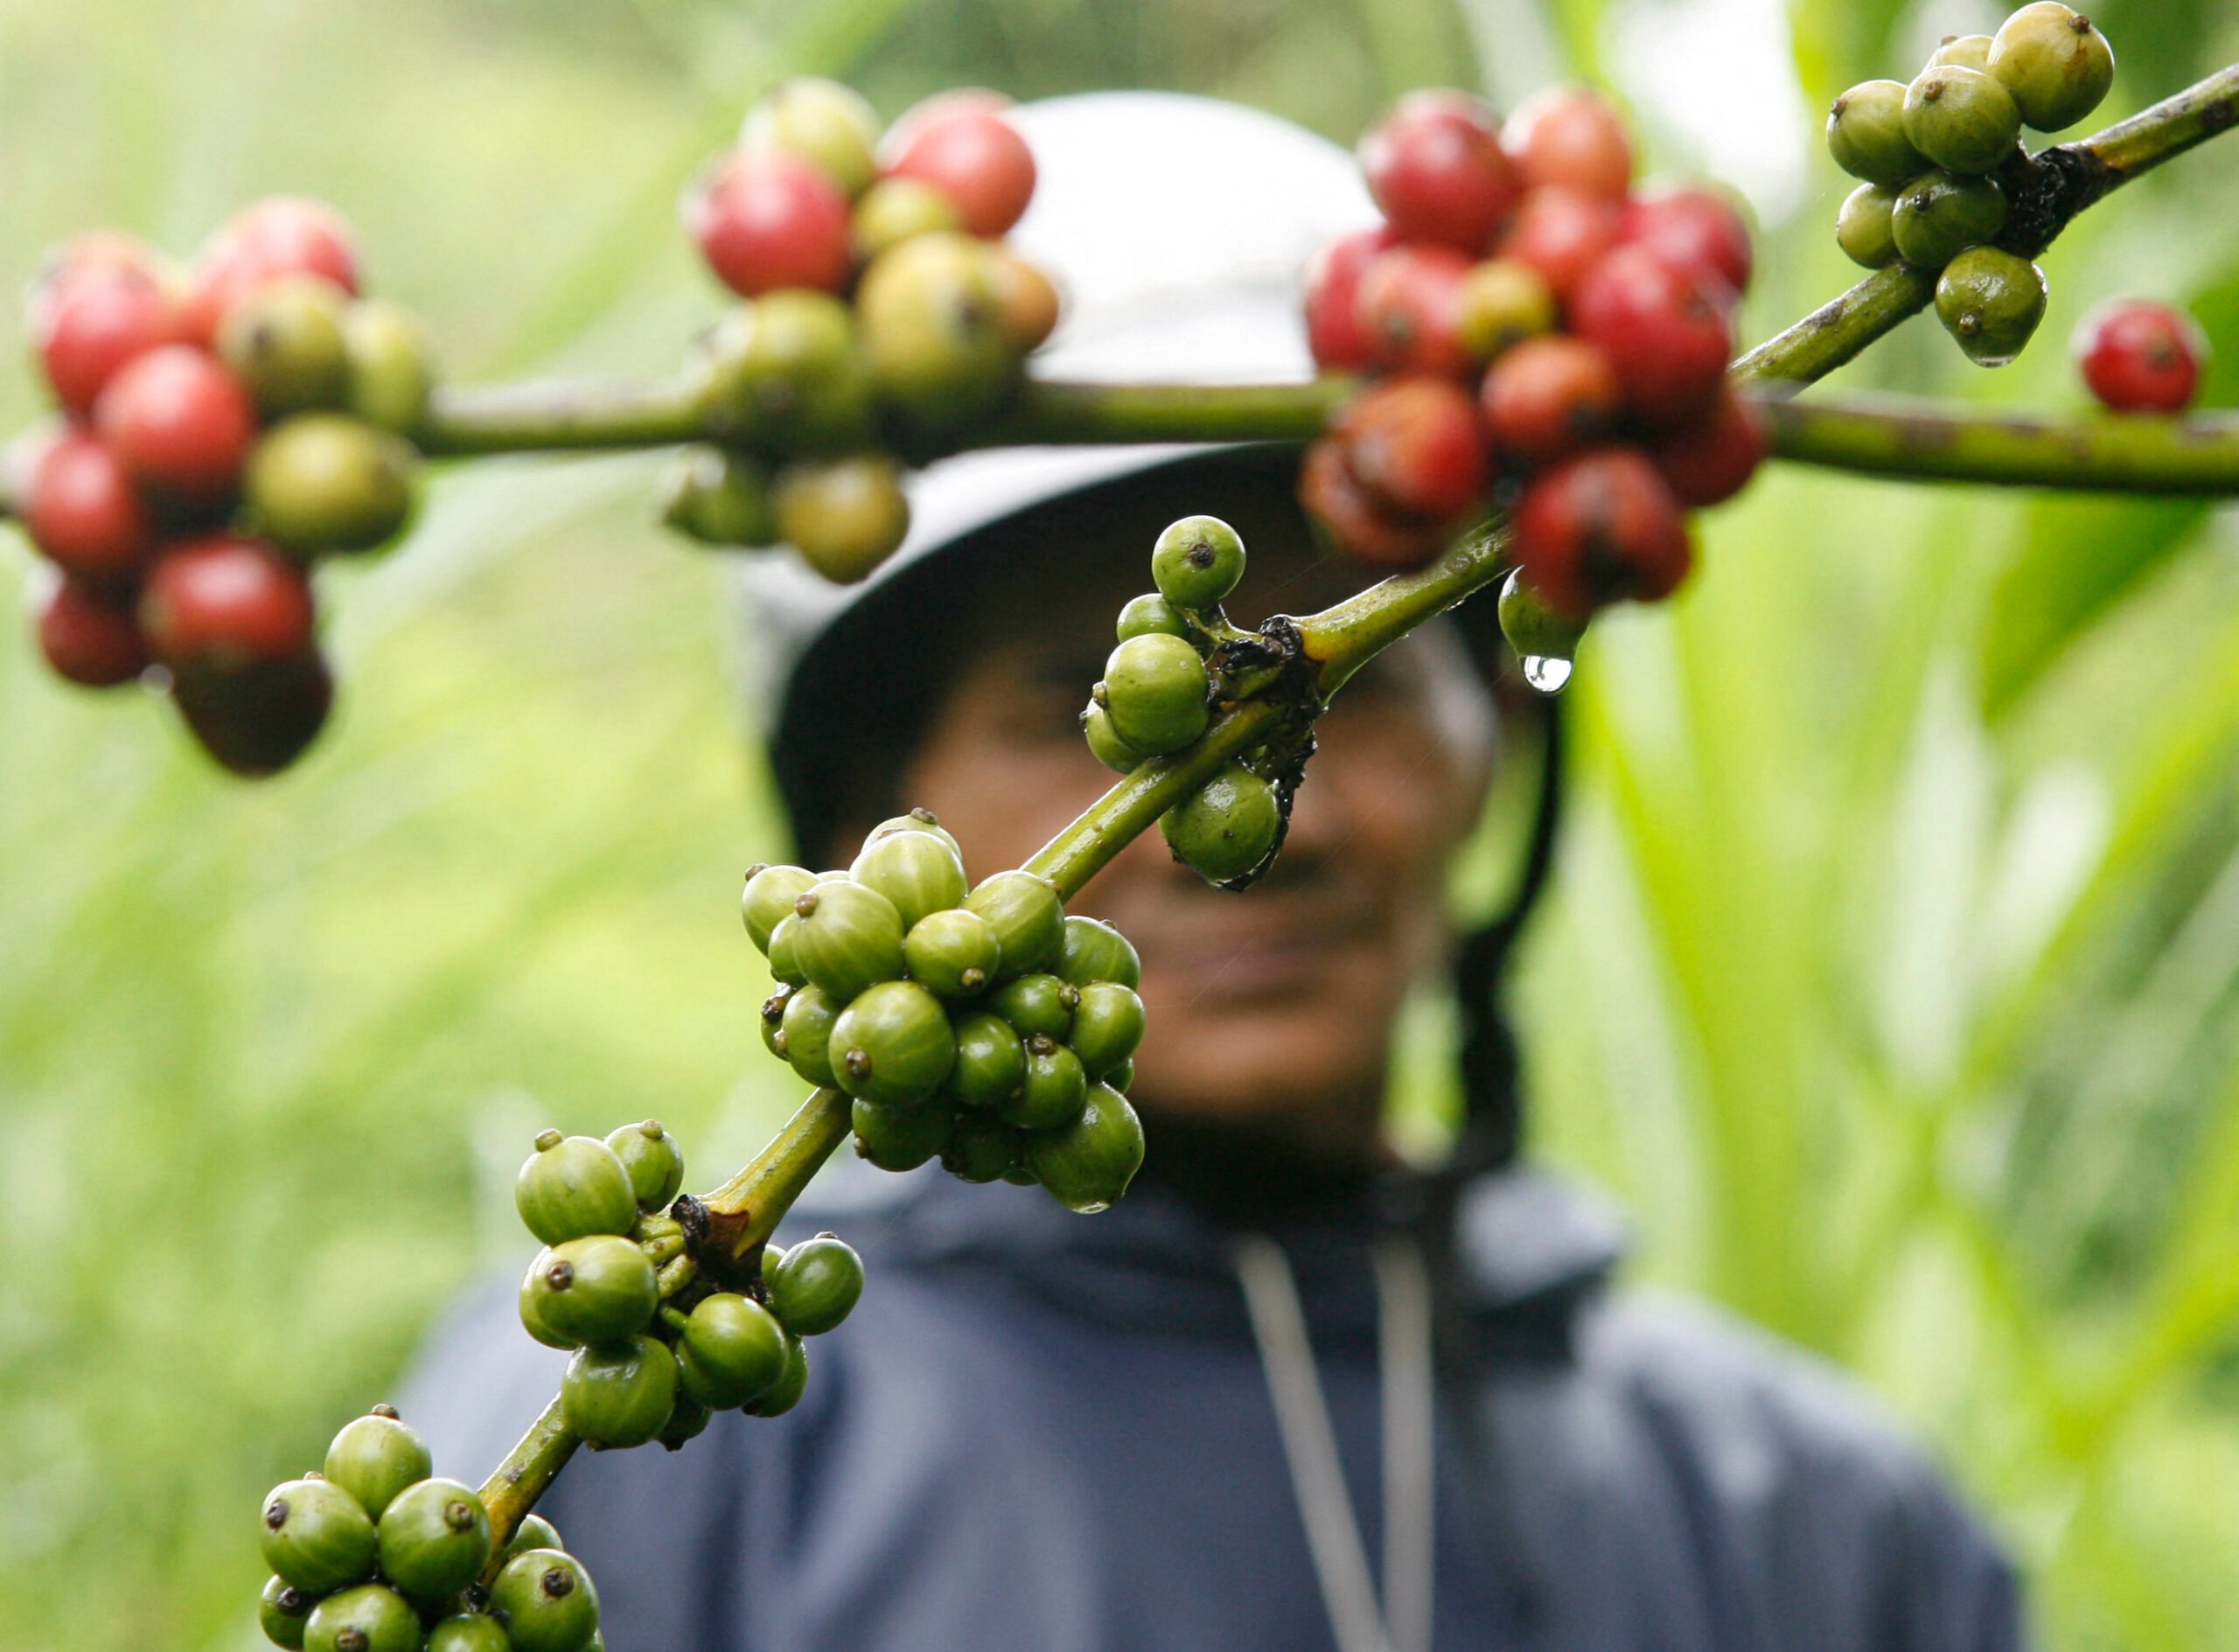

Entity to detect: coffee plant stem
[476,1396,580,1585]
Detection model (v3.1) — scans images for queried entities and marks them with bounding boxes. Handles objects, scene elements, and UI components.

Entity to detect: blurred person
[405,94,2022,1651]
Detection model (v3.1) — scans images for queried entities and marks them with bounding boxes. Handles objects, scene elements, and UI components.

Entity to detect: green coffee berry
[1150,514,1246,610]
[659,1390,713,1450]
[855,234,1018,429]
[778,982,844,1088]
[303,1584,422,1652]
[491,1550,601,1652]
[1055,915,1140,990]
[247,414,416,558]
[680,1292,788,1406]
[1001,1161,1041,1187]
[693,294,876,454]
[1934,245,2048,366]
[516,1133,638,1245]
[761,1242,785,1294]
[850,1096,952,1171]
[1161,762,1280,884]
[765,913,807,986]
[851,827,968,930]
[1081,702,1142,775]
[830,979,957,1106]
[322,1411,431,1522]
[1003,1035,1089,1131]
[853,177,965,261]
[504,1514,563,1563]
[1026,1084,1145,1214]
[219,277,351,415]
[864,809,962,858]
[790,880,907,1000]
[1826,80,1924,185]
[1069,981,1145,1077]
[946,1011,1028,1108]
[1889,170,2008,268]
[1106,1057,1136,1092]
[1902,65,2020,174]
[746,1332,809,1418]
[562,1334,679,1449]
[742,864,818,953]
[603,1119,685,1213]
[261,1477,377,1595]
[901,907,1001,1000]
[1457,256,1559,363]
[1928,33,1993,73]
[428,1615,513,1652]
[343,300,436,433]
[1101,633,1210,755]
[260,1576,314,1650]
[767,1233,864,1335]
[741,78,881,196]
[520,1235,658,1348]
[774,454,910,585]
[1115,592,1192,643]
[1835,182,1901,268]
[659,448,778,547]
[964,871,1065,981]
[941,1114,1022,1183]
[377,1477,492,1604]
[1989,2,2113,132]
[987,972,1076,1042]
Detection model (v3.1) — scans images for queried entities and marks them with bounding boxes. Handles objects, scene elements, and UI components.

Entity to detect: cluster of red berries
[2074,297,2210,414]
[665,81,1058,584]
[15,199,430,774]
[1298,87,1765,624]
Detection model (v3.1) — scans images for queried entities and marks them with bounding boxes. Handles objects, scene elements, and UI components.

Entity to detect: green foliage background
[2,1,2236,1647]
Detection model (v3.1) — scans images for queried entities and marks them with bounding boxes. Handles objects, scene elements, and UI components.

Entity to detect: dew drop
[1521,654,1573,694]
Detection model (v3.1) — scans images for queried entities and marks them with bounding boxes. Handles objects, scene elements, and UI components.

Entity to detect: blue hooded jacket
[403,1157,2023,1652]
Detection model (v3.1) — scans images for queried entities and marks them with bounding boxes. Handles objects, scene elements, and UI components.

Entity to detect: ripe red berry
[1569,246,1733,424]
[1647,384,1767,506]
[1355,244,1474,377]
[1358,92,1521,253]
[36,575,150,688]
[171,647,335,776]
[1495,185,1622,301]
[1478,336,1624,467]
[1336,375,1489,519]
[1511,448,1691,619]
[94,345,259,504]
[882,107,1037,239]
[687,150,854,298]
[1298,439,1449,571]
[137,535,316,672]
[2075,298,2208,414]
[24,431,157,584]
[1502,88,1634,199]
[24,232,167,332]
[1303,227,1397,371]
[33,273,184,418]
[1619,185,1753,298]
[186,197,361,343]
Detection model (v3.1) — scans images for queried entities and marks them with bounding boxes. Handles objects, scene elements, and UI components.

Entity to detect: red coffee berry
[1495,185,1622,301]
[2075,298,2208,414]
[186,197,361,343]
[34,272,183,418]
[1357,92,1521,253]
[1298,439,1449,571]
[1303,227,1397,371]
[24,232,167,334]
[94,345,258,504]
[687,150,854,298]
[1502,87,1633,199]
[1511,447,1692,619]
[1647,384,1767,507]
[36,575,150,688]
[171,647,335,776]
[1478,336,1624,467]
[1619,185,1753,298]
[1569,245,1733,424]
[24,431,157,584]
[1355,244,1474,377]
[882,107,1037,239]
[1336,375,1489,520]
[137,535,316,672]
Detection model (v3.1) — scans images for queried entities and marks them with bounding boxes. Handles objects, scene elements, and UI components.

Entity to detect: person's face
[873,497,1490,1166]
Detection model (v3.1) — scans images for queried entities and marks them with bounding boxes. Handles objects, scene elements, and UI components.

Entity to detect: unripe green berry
[942,1113,1023,1183]
[856,233,1018,429]
[260,1477,377,1595]
[1835,182,1901,268]
[1889,170,2008,268]
[1826,80,1925,185]
[1055,915,1140,990]
[741,78,881,196]
[742,864,818,953]
[766,1232,864,1335]
[659,1391,713,1449]
[520,1234,658,1348]
[864,809,962,858]
[963,870,1065,980]
[775,454,910,585]
[850,826,968,930]
[850,1096,952,1170]
[831,978,956,1106]
[680,1291,788,1405]
[561,1334,678,1449]
[765,913,807,986]
[1025,1083,1144,1214]
[323,1411,431,1522]
[1928,33,1993,73]
[490,1549,601,1652]
[778,981,844,1087]
[1161,762,1280,884]
[503,1514,564,1564]
[946,1010,1027,1108]
[1003,1034,1088,1131]
[1935,245,2047,366]
[219,278,351,415]
[1069,981,1145,1077]
[790,879,907,1000]
[304,1584,421,1652]
[659,448,778,547]
[901,906,1001,1000]
[603,1119,685,1213]
[1106,1056,1136,1092]
[246,415,416,558]
[852,177,964,261]
[1150,514,1246,610]
[693,295,875,454]
[1902,65,2020,175]
[344,300,436,433]
[1989,3,2114,132]
[515,1133,638,1245]
[260,1576,315,1649]
[376,1477,492,1604]
[987,972,1076,1042]
[1115,592,1192,643]
[1100,632,1210,755]
[428,1616,513,1652]
[1081,702,1142,775]
[746,1331,809,1417]
[1457,256,1558,364]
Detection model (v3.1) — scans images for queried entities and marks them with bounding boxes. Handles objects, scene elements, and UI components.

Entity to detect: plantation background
[3,0,2237,1647]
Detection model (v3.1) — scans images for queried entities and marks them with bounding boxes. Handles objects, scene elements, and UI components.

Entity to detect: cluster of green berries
[256,1407,602,1652]
[1828,3,2115,366]
[663,80,1058,585]
[513,1121,862,1442]
[14,199,432,772]
[1080,516,1288,883]
[744,811,1147,1212]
